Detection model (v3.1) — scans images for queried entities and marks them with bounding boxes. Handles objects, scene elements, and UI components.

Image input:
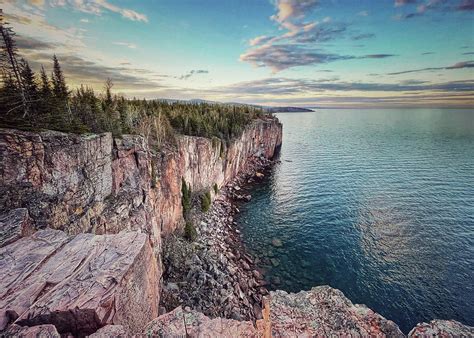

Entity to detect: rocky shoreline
[161,155,278,322]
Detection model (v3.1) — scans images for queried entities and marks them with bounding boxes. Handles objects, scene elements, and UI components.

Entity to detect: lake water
[237,109,474,333]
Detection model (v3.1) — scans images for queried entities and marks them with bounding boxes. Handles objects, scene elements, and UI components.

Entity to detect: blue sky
[3,0,474,107]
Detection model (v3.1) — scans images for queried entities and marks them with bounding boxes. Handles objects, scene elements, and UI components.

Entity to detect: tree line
[0,13,267,148]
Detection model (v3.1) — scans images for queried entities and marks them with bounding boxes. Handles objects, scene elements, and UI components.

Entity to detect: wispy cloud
[395,0,417,7]
[179,69,209,80]
[387,60,474,74]
[363,54,397,59]
[458,0,474,10]
[240,44,354,72]
[352,33,375,40]
[113,41,138,49]
[50,0,148,22]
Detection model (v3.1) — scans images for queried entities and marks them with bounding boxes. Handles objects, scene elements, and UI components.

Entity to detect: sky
[1,0,474,108]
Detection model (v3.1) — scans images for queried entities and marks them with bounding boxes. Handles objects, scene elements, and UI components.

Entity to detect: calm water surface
[238,109,474,333]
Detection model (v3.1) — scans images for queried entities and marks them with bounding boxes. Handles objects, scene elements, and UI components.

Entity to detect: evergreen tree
[39,66,51,98]
[51,55,68,101]
[19,59,37,100]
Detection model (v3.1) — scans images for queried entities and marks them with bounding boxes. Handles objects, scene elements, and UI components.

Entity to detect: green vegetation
[184,221,197,241]
[181,178,192,217]
[201,191,212,212]
[213,183,219,194]
[0,18,268,146]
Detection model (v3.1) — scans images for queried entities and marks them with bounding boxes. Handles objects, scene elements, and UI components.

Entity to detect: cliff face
[0,118,282,239]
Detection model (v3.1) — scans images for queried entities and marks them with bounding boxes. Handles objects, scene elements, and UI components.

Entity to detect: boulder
[266,286,404,337]
[0,230,159,335]
[408,319,474,337]
[4,323,60,338]
[0,208,34,247]
[0,228,70,330]
[144,307,258,337]
[88,325,128,337]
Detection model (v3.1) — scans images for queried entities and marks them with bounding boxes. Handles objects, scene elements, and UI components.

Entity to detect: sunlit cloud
[50,0,148,22]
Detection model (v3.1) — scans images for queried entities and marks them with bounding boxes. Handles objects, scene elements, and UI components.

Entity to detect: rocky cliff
[0,117,282,238]
[0,117,283,335]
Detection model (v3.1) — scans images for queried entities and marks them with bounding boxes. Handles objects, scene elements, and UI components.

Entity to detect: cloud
[113,41,137,49]
[80,18,89,23]
[357,10,369,16]
[422,52,435,55]
[362,54,397,59]
[463,52,474,55]
[28,0,45,7]
[393,12,422,19]
[240,44,354,72]
[271,0,319,24]
[50,0,148,22]
[387,60,474,74]
[15,34,57,50]
[395,0,417,7]
[23,52,165,92]
[351,33,375,40]
[249,35,273,46]
[179,69,209,80]
[214,77,474,97]
[457,0,474,10]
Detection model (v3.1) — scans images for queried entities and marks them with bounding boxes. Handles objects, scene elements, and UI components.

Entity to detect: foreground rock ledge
[0,229,159,335]
[147,286,405,337]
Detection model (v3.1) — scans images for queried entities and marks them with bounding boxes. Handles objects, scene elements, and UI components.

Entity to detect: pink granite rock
[4,323,60,337]
[408,319,474,337]
[0,230,159,335]
[266,286,404,337]
[88,324,127,337]
[144,306,258,337]
[0,229,69,330]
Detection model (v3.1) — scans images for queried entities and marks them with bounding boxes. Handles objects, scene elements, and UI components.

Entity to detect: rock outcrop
[145,286,406,337]
[0,118,282,238]
[3,324,60,338]
[0,229,159,335]
[408,319,474,337]
[0,208,33,247]
[267,286,404,337]
[145,306,258,337]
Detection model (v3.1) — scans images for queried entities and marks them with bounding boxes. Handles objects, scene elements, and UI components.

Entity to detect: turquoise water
[238,109,474,333]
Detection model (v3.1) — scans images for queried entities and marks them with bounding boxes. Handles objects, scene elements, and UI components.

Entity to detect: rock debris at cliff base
[161,157,276,322]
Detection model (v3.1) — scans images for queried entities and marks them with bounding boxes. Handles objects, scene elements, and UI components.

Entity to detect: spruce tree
[39,65,52,120]
[51,55,68,101]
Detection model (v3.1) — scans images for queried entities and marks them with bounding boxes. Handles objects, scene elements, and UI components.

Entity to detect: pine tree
[51,55,68,101]
[40,66,51,98]
[38,65,52,120]
[19,59,37,100]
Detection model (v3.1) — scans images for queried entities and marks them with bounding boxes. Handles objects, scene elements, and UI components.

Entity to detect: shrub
[181,178,192,216]
[184,221,197,241]
[201,190,211,212]
[213,183,218,194]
